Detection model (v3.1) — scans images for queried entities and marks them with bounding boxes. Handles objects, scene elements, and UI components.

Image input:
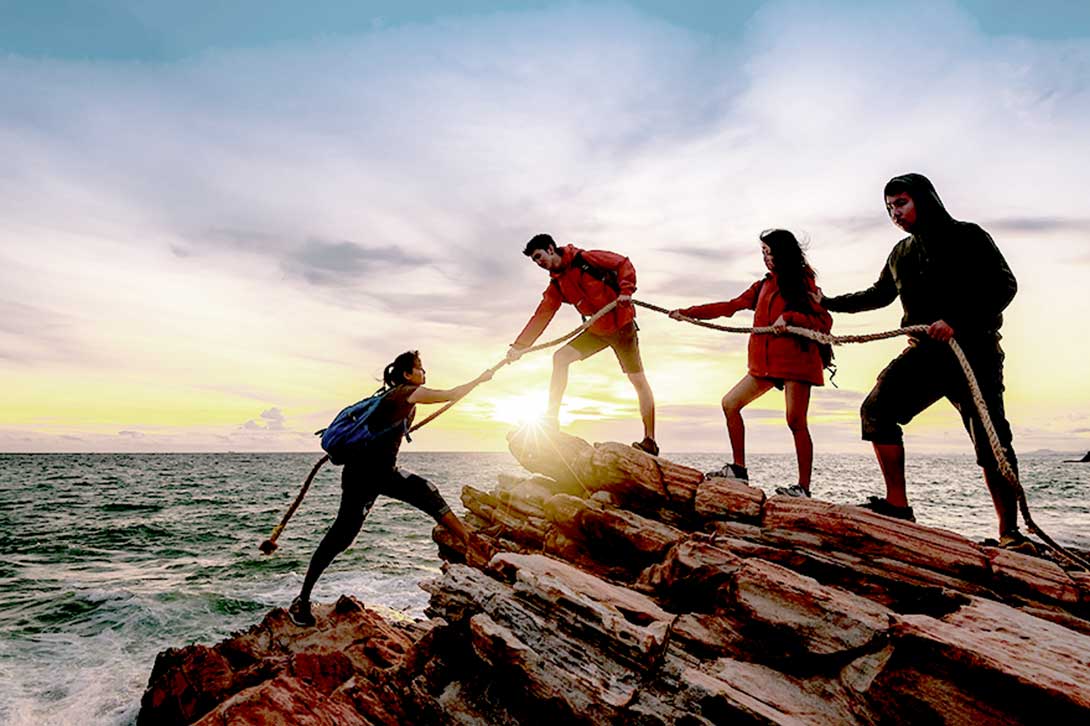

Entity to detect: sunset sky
[2,0,1089,454]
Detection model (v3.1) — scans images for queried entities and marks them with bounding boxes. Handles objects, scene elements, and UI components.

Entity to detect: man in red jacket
[506,234,658,455]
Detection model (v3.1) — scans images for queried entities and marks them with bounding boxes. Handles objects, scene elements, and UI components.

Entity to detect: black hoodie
[823,173,1017,338]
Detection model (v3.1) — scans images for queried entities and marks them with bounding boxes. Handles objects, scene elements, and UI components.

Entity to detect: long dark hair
[760,229,817,312]
[381,350,420,392]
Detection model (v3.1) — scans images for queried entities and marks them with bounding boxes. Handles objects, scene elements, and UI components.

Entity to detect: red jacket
[513,245,637,347]
[679,274,833,386]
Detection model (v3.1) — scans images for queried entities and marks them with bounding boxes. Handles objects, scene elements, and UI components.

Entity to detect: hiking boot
[632,436,660,457]
[775,484,811,499]
[998,528,1039,556]
[858,496,916,522]
[288,596,316,627]
[705,462,748,481]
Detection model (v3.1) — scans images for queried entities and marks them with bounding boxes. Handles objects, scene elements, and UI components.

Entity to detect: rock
[877,597,1090,722]
[138,597,421,725]
[694,476,766,522]
[140,433,1090,724]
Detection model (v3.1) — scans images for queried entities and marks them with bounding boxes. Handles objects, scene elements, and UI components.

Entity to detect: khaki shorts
[567,322,644,374]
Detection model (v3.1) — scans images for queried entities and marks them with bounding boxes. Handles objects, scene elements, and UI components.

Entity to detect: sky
[1,0,1089,454]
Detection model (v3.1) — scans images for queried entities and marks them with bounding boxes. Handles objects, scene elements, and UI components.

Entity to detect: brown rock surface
[140,429,1090,724]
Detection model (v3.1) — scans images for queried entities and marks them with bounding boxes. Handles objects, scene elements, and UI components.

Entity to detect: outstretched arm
[510,283,563,353]
[821,259,897,313]
[408,369,494,405]
[670,279,763,320]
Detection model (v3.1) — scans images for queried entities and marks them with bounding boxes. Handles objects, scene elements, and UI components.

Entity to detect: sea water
[1,451,1088,725]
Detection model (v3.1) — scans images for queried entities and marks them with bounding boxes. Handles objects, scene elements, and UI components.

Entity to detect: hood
[885,173,954,231]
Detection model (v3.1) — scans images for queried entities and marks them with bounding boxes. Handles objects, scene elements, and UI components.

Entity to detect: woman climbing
[288,350,492,627]
[670,229,832,498]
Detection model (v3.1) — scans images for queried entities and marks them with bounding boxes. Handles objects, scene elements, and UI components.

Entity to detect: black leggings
[299,464,451,600]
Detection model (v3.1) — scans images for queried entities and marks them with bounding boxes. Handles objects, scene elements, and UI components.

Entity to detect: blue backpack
[317,389,411,465]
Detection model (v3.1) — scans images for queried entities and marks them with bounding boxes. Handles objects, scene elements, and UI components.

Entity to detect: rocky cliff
[139,429,1090,724]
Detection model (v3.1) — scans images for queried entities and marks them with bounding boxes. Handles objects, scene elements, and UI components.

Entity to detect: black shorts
[860,338,1016,472]
[567,322,644,374]
[341,464,451,520]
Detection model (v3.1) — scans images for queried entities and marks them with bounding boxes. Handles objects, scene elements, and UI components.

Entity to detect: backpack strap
[571,251,621,293]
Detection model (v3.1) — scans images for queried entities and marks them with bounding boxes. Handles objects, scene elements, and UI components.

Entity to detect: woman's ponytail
[381,350,420,391]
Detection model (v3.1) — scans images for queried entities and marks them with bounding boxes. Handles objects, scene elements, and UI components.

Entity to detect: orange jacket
[513,245,637,347]
[679,274,833,386]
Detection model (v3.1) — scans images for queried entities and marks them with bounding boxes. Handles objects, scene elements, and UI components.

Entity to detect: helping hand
[616,294,632,306]
[505,346,524,362]
[772,315,788,334]
[927,320,955,342]
[477,369,495,383]
[668,309,685,321]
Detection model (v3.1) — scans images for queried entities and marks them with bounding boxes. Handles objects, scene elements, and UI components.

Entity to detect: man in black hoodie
[817,174,1028,549]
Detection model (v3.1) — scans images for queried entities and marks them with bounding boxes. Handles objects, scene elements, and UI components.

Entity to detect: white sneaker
[774,485,811,499]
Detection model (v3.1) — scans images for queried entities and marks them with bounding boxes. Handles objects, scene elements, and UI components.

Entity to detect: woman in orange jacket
[670,229,832,497]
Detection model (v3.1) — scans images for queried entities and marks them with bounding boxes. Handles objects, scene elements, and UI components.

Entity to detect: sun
[489,392,551,427]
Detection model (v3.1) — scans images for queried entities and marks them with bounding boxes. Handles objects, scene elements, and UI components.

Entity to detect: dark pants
[299,463,451,600]
[860,337,1017,476]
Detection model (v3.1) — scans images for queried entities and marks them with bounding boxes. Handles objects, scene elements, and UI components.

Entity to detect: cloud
[185,229,431,288]
[0,299,88,365]
[260,407,286,431]
[4,2,1090,450]
[118,430,145,438]
[238,407,288,432]
[985,217,1090,234]
[657,246,751,263]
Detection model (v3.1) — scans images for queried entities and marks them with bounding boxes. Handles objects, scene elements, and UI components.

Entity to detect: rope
[648,300,1088,571]
[258,454,329,554]
[259,302,623,554]
[260,295,1086,570]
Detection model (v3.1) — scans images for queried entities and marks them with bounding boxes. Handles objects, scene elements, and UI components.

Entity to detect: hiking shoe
[775,485,811,499]
[632,437,660,457]
[288,596,316,627]
[998,528,1039,556]
[705,463,748,481]
[858,496,916,522]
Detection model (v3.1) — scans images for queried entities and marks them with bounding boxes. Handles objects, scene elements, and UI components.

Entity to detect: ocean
[1,450,1088,725]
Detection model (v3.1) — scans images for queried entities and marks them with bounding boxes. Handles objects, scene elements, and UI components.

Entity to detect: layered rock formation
[140,430,1090,724]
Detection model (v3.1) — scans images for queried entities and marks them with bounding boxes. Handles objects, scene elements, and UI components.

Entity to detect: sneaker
[857,495,916,522]
[997,528,1039,556]
[632,436,660,457]
[775,485,811,499]
[288,596,316,627]
[705,463,748,481]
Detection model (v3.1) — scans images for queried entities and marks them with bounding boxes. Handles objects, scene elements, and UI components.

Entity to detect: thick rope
[407,301,623,433]
[261,297,1086,569]
[258,454,329,554]
[260,302,622,553]
[646,299,1087,570]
